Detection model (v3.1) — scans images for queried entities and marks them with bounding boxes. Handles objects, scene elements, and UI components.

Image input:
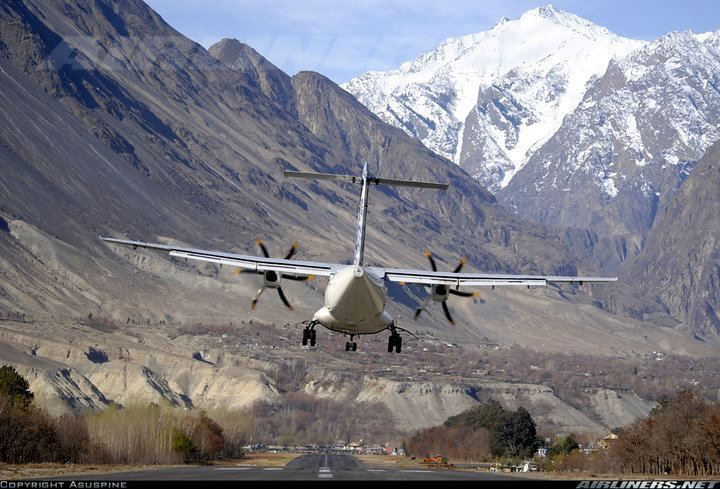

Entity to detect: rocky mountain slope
[499,31,720,272]
[343,6,642,192]
[615,140,720,339]
[0,318,657,434]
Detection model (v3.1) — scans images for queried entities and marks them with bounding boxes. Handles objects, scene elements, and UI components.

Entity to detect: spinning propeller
[237,240,314,310]
[414,250,478,325]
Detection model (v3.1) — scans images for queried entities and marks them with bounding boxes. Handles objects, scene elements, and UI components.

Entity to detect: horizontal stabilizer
[368,177,448,190]
[283,171,360,183]
[283,170,447,190]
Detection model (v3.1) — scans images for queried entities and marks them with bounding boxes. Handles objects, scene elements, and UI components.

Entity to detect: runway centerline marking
[262,467,284,471]
[318,463,333,478]
[216,467,251,470]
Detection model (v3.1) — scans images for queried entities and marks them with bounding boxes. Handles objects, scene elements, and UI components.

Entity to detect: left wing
[101,237,339,277]
[378,267,617,287]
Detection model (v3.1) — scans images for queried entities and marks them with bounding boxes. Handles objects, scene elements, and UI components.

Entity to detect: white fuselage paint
[312,265,393,335]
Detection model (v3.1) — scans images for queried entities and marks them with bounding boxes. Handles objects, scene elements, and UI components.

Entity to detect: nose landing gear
[345,335,358,352]
[302,321,317,347]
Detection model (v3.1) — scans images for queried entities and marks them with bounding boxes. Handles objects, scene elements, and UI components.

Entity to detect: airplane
[102,162,617,353]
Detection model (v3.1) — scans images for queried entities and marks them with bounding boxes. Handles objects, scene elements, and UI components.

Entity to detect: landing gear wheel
[352,342,357,351]
[345,342,351,351]
[395,336,402,353]
[387,337,394,353]
[310,329,316,347]
[302,329,309,346]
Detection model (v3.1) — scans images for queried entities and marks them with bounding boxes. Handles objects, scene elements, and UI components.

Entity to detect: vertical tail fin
[353,163,370,266]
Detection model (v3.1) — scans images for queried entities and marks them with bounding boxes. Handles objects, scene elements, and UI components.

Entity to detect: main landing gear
[302,321,317,347]
[387,327,402,353]
[345,335,358,352]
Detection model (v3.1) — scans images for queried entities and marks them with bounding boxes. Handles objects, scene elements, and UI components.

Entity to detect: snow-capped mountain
[498,30,720,263]
[342,5,643,192]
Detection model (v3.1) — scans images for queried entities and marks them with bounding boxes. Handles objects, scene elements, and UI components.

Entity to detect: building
[600,433,619,449]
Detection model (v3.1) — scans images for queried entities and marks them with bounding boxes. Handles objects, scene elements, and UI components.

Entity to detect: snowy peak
[343,6,643,192]
[523,4,612,37]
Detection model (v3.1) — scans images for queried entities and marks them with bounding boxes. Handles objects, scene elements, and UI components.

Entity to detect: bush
[0,394,61,463]
[208,408,255,458]
[177,412,224,463]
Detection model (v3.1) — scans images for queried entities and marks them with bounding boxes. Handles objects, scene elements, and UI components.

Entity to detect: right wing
[101,237,339,277]
[380,268,617,287]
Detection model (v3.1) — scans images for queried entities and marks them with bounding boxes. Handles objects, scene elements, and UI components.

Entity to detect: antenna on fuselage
[283,164,448,266]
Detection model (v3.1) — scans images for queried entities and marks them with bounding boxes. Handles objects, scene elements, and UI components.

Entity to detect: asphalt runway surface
[54,454,522,481]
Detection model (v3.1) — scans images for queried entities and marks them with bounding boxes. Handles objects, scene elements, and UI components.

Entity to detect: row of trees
[0,365,242,464]
[542,391,720,476]
[610,390,720,475]
[404,400,539,461]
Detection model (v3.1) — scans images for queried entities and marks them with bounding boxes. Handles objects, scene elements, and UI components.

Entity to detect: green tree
[500,407,538,458]
[0,365,33,408]
[445,401,538,458]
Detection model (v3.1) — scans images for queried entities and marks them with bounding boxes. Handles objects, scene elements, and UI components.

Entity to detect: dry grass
[218,452,300,468]
[355,454,423,468]
[0,462,180,480]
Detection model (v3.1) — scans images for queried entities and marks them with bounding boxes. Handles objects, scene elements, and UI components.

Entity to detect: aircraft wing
[101,237,338,277]
[380,268,617,287]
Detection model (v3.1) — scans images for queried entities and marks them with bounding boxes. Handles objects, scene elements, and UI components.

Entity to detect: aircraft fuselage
[312,265,393,335]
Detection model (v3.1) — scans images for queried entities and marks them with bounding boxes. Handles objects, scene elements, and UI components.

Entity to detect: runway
[55,454,522,481]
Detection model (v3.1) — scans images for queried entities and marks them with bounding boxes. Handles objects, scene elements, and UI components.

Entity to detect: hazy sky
[146,0,720,83]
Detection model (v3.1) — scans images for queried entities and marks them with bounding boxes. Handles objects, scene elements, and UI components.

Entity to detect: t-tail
[284,162,448,266]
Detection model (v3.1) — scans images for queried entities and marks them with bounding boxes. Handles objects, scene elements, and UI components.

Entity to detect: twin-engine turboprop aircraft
[102,163,616,353]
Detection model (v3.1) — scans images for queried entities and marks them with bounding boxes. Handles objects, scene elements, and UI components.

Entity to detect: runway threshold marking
[318,465,333,479]
[367,469,387,472]
[216,468,252,471]
[262,467,284,471]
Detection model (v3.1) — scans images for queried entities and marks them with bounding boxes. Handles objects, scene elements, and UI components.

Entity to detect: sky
[146,0,720,83]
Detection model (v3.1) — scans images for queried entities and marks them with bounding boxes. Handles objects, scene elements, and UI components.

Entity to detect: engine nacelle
[263,270,281,288]
[431,284,450,302]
